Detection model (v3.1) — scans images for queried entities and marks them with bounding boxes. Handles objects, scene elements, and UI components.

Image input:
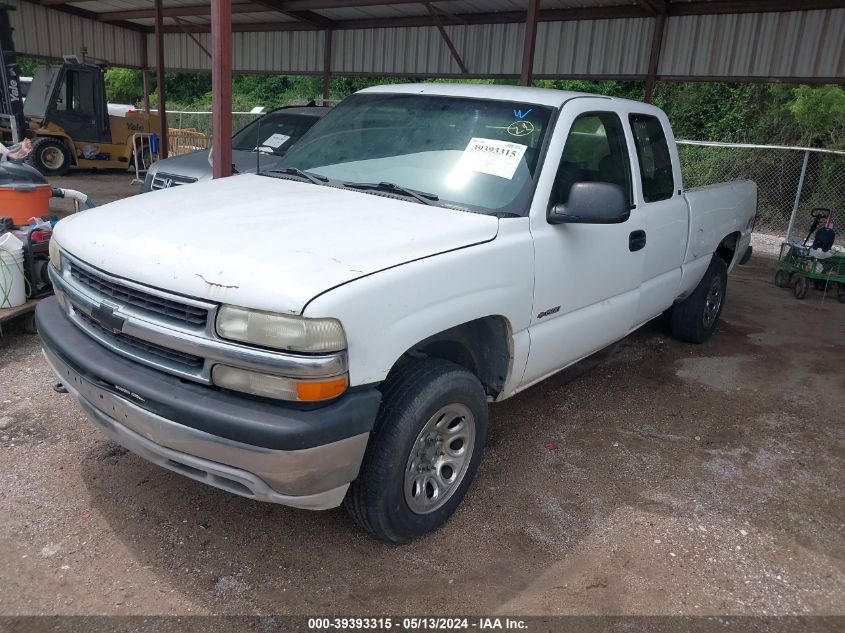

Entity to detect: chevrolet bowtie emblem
[91,302,126,333]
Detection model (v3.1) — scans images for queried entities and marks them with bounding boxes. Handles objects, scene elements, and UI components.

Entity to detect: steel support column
[140,35,151,113]
[154,0,168,158]
[211,0,233,178]
[519,0,539,86]
[643,6,667,102]
[322,28,332,103]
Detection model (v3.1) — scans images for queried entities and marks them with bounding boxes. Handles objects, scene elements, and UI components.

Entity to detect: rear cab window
[629,114,675,202]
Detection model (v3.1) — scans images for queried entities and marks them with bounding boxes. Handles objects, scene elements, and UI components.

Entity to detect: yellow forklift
[21,56,160,176]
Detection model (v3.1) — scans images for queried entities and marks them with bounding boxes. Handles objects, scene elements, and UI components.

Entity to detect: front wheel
[670,256,728,344]
[344,358,488,543]
[26,137,72,176]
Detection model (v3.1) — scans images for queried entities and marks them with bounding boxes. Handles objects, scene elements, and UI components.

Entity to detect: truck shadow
[77,265,845,614]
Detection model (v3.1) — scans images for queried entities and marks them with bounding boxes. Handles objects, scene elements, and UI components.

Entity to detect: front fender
[302,219,534,389]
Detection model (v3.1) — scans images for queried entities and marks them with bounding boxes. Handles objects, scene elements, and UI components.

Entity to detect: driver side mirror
[548,181,630,225]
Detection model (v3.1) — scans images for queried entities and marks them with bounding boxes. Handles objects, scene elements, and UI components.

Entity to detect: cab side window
[553,112,632,208]
[629,114,675,202]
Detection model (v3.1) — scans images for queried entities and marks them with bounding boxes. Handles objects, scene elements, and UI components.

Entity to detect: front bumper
[37,297,381,510]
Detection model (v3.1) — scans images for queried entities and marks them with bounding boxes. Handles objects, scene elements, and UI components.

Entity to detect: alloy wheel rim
[703,275,723,328]
[404,403,476,515]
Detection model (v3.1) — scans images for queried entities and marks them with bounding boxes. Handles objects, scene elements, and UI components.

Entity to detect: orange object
[295,375,349,402]
[0,184,52,226]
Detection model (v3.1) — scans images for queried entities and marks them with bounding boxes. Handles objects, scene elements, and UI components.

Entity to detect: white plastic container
[0,232,25,309]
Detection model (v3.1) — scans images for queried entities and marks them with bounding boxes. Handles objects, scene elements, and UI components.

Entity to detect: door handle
[629,230,647,252]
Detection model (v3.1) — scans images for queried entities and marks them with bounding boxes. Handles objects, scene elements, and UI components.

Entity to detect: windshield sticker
[507,120,536,137]
[262,132,291,148]
[455,137,527,180]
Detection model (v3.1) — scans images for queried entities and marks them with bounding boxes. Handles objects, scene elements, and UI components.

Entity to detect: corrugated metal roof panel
[460,22,524,75]
[150,29,324,72]
[332,23,525,76]
[659,9,845,79]
[11,0,844,82]
[535,16,652,76]
[8,0,144,67]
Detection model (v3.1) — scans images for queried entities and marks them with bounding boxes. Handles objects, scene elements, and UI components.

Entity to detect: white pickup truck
[38,84,756,543]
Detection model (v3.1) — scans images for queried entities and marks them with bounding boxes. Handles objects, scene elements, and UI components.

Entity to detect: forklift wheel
[23,312,37,335]
[27,137,72,177]
[793,276,809,300]
[774,269,790,288]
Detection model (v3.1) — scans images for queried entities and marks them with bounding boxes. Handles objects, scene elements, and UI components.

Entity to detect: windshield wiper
[343,181,439,206]
[264,167,328,186]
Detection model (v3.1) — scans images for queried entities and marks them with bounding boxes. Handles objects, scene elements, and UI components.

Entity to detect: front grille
[77,311,204,369]
[151,172,197,190]
[70,263,208,328]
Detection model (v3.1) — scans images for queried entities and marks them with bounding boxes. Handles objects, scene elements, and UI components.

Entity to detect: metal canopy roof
[9,0,845,82]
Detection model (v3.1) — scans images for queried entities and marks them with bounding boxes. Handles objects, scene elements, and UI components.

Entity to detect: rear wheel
[670,256,728,344]
[774,269,790,288]
[27,137,72,176]
[131,142,154,171]
[344,358,488,544]
[793,276,810,300]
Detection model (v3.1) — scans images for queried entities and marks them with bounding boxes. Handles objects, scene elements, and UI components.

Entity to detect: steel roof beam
[153,0,845,34]
[32,0,149,32]
[99,5,266,22]
[251,0,335,28]
[425,3,467,74]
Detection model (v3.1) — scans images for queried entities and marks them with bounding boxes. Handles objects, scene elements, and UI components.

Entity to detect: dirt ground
[47,170,142,215]
[0,172,843,617]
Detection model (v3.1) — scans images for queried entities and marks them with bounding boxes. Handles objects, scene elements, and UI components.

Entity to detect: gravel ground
[0,173,843,618]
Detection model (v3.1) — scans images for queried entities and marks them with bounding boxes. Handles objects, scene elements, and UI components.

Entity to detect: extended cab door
[521,99,645,388]
[627,111,688,325]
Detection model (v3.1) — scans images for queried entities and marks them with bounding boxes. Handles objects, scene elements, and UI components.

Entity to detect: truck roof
[358,82,657,112]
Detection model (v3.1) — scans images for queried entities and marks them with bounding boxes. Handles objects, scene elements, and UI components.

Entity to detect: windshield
[273,93,553,215]
[233,111,322,156]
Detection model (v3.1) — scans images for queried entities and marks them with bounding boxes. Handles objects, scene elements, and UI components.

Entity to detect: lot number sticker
[456,137,527,180]
[263,132,291,148]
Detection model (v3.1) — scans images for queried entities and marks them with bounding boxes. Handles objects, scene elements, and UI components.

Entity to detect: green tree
[787,85,845,148]
[104,67,144,104]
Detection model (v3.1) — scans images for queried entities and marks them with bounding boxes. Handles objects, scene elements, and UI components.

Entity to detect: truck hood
[55,174,499,313]
[150,149,282,182]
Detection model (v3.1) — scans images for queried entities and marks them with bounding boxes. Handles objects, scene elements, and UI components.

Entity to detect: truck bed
[683,180,757,269]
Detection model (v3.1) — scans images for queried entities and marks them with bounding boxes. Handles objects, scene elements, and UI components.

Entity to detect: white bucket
[0,232,26,309]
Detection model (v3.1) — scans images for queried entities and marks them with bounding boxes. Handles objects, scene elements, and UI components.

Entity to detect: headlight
[216,305,346,353]
[212,365,348,402]
[49,238,62,270]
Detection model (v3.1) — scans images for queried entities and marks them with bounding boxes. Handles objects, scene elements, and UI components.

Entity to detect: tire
[344,358,488,544]
[27,137,72,176]
[774,269,791,288]
[131,143,153,171]
[670,256,728,344]
[793,276,809,300]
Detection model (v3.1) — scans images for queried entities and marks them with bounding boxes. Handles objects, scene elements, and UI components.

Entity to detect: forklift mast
[0,3,25,142]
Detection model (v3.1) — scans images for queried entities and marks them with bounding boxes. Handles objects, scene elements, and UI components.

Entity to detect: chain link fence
[677,141,845,251]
